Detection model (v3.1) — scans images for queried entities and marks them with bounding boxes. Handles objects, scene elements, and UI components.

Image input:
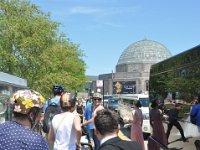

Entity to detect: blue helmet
[52,84,64,95]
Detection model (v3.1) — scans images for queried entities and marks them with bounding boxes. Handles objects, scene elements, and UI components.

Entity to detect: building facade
[97,39,172,96]
[0,72,27,96]
[0,72,27,122]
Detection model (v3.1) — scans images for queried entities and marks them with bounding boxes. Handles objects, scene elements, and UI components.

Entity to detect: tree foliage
[149,47,200,103]
[0,0,87,98]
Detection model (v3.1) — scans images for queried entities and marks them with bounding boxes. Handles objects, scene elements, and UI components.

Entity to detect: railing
[148,136,169,150]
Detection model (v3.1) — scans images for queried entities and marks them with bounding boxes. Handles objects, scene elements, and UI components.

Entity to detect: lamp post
[102,80,104,106]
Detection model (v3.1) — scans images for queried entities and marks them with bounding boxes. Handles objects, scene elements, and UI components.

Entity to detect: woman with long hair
[148,100,167,150]
[124,101,145,150]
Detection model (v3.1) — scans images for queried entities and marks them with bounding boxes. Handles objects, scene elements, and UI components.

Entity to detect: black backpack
[43,102,61,133]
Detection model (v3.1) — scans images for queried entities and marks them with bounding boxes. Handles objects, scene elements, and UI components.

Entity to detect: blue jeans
[86,128,100,150]
[86,128,93,142]
[92,129,100,150]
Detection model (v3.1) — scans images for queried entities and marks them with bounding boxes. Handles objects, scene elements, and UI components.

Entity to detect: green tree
[35,37,87,97]
[0,0,87,98]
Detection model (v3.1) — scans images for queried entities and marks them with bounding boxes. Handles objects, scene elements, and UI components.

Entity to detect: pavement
[118,106,200,150]
[144,122,199,150]
[121,121,199,150]
[163,122,199,150]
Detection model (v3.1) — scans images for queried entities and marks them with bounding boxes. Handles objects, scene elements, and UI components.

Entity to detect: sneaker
[183,138,188,142]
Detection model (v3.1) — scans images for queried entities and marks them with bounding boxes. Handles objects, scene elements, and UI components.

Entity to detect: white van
[103,95,113,107]
[118,94,151,137]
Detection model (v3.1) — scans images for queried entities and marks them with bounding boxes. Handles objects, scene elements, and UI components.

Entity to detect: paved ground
[119,107,200,150]
[163,122,198,150]
[121,121,199,150]
[144,122,199,150]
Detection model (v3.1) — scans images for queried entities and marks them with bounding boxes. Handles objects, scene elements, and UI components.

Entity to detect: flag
[112,70,115,80]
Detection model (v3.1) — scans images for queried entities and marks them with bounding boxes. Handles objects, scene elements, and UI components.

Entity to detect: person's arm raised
[83,105,104,126]
[83,114,95,126]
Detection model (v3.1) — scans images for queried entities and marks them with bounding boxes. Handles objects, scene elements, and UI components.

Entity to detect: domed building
[117,39,172,67]
[96,39,172,96]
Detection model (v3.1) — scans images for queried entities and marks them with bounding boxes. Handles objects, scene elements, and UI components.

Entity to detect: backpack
[43,102,61,133]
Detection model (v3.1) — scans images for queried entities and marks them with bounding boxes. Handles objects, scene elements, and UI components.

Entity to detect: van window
[139,98,149,107]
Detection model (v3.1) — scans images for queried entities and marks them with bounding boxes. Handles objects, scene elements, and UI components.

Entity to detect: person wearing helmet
[0,89,49,150]
[48,92,82,150]
[43,84,64,112]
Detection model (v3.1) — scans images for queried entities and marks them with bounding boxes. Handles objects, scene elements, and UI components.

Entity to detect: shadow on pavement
[169,137,190,145]
[168,148,183,150]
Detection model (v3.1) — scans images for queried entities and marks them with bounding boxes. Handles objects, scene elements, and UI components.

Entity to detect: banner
[96,80,103,87]
[113,81,136,94]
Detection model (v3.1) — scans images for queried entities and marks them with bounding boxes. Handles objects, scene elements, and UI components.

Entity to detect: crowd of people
[0,84,143,150]
[1,83,200,150]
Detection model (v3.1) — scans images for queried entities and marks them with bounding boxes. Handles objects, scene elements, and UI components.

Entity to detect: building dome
[117,39,172,65]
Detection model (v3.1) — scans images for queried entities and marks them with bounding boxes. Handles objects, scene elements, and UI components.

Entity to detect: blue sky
[31,0,200,76]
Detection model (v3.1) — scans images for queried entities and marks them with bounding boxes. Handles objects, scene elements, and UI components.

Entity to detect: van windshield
[139,98,149,107]
[103,95,113,99]
[109,99,118,104]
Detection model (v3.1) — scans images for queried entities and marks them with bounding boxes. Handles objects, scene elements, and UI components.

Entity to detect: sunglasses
[93,98,102,101]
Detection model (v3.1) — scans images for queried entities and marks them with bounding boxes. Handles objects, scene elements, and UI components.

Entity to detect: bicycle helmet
[10,89,45,114]
[52,84,64,95]
[61,92,77,107]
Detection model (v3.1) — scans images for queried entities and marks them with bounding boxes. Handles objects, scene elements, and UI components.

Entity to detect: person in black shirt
[76,99,84,123]
[166,103,187,143]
